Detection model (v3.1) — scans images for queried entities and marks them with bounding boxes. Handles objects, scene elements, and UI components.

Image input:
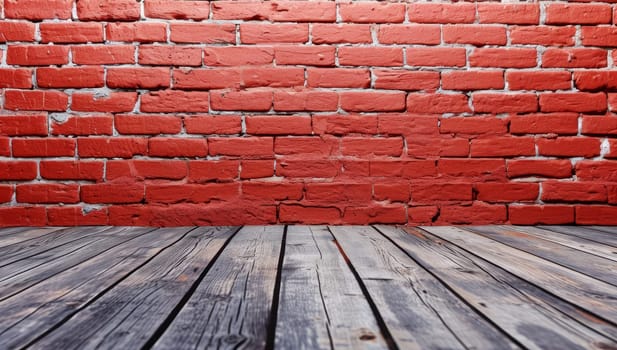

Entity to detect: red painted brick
[246,116,312,135]
[581,115,617,135]
[40,22,103,43]
[81,183,144,204]
[107,67,170,89]
[378,25,440,45]
[274,90,338,112]
[338,47,403,67]
[443,25,507,46]
[5,0,72,20]
[274,46,335,66]
[440,116,508,135]
[106,22,168,43]
[0,68,32,88]
[509,205,574,225]
[148,138,208,158]
[51,115,113,136]
[0,207,47,226]
[342,137,403,157]
[141,91,209,113]
[546,3,611,25]
[470,48,537,68]
[576,206,617,225]
[542,182,607,203]
[0,161,37,180]
[47,206,108,226]
[77,137,147,158]
[240,160,274,179]
[0,21,35,42]
[16,184,79,204]
[72,45,135,65]
[12,138,75,157]
[203,46,274,66]
[170,23,236,44]
[144,0,210,20]
[369,160,437,179]
[510,114,579,135]
[40,161,104,181]
[307,68,370,88]
[209,137,274,157]
[442,70,504,91]
[438,203,507,225]
[542,49,607,68]
[240,24,308,44]
[184,115,242,135]
[0,114,47,136]
[77,0,140,21]
[72,92,137,113]
[537,137,601,158]
[510,26,575,46]
[507,71,572,91]
[7,45,69,66]
[407,93,470,114]
[189,160,239,182]
[539,93,607,113]
[139,45,202,66]
[242,182,303,201]
[473,93,538,114]
[340,2,405,23]
[470,137,536,157]
[280,205,341,224]
[373,70,439,91]
[340,92,406,112]
[476,183,539,203]
[407,47,466,67]
[36,67,104,88]
[411,183,472,203]
[107,160,187,180]
[343,205,407,224]
[311,24,372,44]
[408,3,475,24]
[115,114,181,135]
[507,159,572,179]
[478,3,539,24]
[4,90,68,111]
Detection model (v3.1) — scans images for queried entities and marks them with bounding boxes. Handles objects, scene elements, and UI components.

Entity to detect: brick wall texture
[1,0,617,226]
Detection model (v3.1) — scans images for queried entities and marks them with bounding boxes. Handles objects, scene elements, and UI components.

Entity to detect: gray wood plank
[468,226,617,286]
[424,226,617,324]
[491,226,617,263]
[0,227,34,236]
[0,226,114,267]
[153,226,284,350]
[377,225,617,349]
[0,227,195,349]
[539,226,617,248]
[592,226,617,235]
[0,227,153,301]
[0,227,67,247]
[330,226,517,350]
[29,226,238,350]
[275,226,388,350]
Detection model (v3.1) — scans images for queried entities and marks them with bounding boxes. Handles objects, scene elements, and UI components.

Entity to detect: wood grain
[539,226,617,248]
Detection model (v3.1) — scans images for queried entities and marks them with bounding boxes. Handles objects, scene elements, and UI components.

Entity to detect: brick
[269,1,335,22]
[582,26,617,47]
[146,183,239,204]
[274,90,338,112]
[211,90,272,111]
[144,0,210,20]
[442,70,504,91]
[170,23,236,44]
[280,205,341,224]
[36,67,104,88]
[209,137,273,157]
[5,0,72,20]
[7,45,69,66]
[148,137,208,158]
[107,67,170,89]
[242,68,305,88]
[40,160,104,181]
[407,47,466,67]
[542,49,607,68]
[77,137,147,158]
[511,114,579,135]
[184,115,242,135]
[246,116,312,135]
[575,71,617,91]
[115,114,182,135]
[211,1,269,20]
[0,68,32,88]
[546,3,611,25]
[408,3,475,24]
[411,183,472,203]
[72,92,137,113]
[77,0,140,21]
[47,206,108,226]
[576,206,617,225]
[478,3,539,24]
[470,48,537,68]
[242,182,303,201]
[443,25,507,46]
[476,183,539,203]
[369,160,437,179]
[4,90,68,111]
[470,137,535,157]
[440,116,508,135]
[106,22,167,42]
[373,70,439,91]
[0,21,35,42]
[307,68,370,88]
[577,161,617,182]
[507,71,572,91]
[510,26,575,46]
[0,186,13,203]
[275,136,338,156]
[342,137,403,157]
[338,47,403,67]
[507,159,572,179]
[240,160,274,179]
[509,205,574,225]
[141,90,209,113]
[0,114,47,136]
[539,93,607,113]
[72,45,135,65]
[380,114,438,136]
[173,68,243,90]
[378,24,440,45]
[0,138,9,157]
[438,203,507,225]
[340,91,406,112]
[542,182,606,203]
[343,205,407,224]
[374,182,410,202]
[340,2,405,23]
[204,46,274,66]
[581,115,617,135]
[407,93,470,114]
[313,115,377,135]
[241,24,308,44]
[311,24,372,44]
[188,160,239,182]
[439,159,506,180]
[0,207,46,226]
[107,160,187,180]
[276,159,340,178]
[0,161,37,180]
[81,183,144,204]
[473,93,537,114]
[306,183,371,202]
[274,46,335,66]
[40,22,103,43]
[139,45,202,66]
[537,137,601,158]
[408,137,469,158]
[409,206,438,224]
[51,115,113,136]
[16,184,79,204]
[12,138,75,157]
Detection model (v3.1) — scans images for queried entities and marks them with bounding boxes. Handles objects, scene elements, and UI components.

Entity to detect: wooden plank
[487,226,617,263]
[330,226,517,350]
[0,227,153,301]
[592,226,617,235]
[274,226,388,350]
[0,227,33,236]
[0,227,67,247]
[467,226,617,286]
[0,226,114,267]
[0,227,195,349]
[424,226,617,324]
[377,225,617,349]
[153,226,284,350]
[30,226,238,350]
[539,226,617,248]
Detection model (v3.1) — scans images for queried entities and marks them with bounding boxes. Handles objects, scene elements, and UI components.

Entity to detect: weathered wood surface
[30,227,238,350]
[591,226,617,235]
[468,226,617,286]
[540,226,617,248]
[274,226,388,350]
[330,226,517,350]
[0,227,66,247]
[153,226,283,350]
[0,227,194,349]
[377,225,617,349]
[423,226,617,325]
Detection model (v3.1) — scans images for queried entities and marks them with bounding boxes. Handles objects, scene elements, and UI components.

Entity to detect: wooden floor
[0,226,615,349]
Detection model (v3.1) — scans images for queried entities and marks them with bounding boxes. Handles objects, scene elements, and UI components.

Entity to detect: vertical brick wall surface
[0,0,616,226]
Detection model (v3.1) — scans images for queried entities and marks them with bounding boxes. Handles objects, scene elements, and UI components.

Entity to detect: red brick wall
[1,0,616,226]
